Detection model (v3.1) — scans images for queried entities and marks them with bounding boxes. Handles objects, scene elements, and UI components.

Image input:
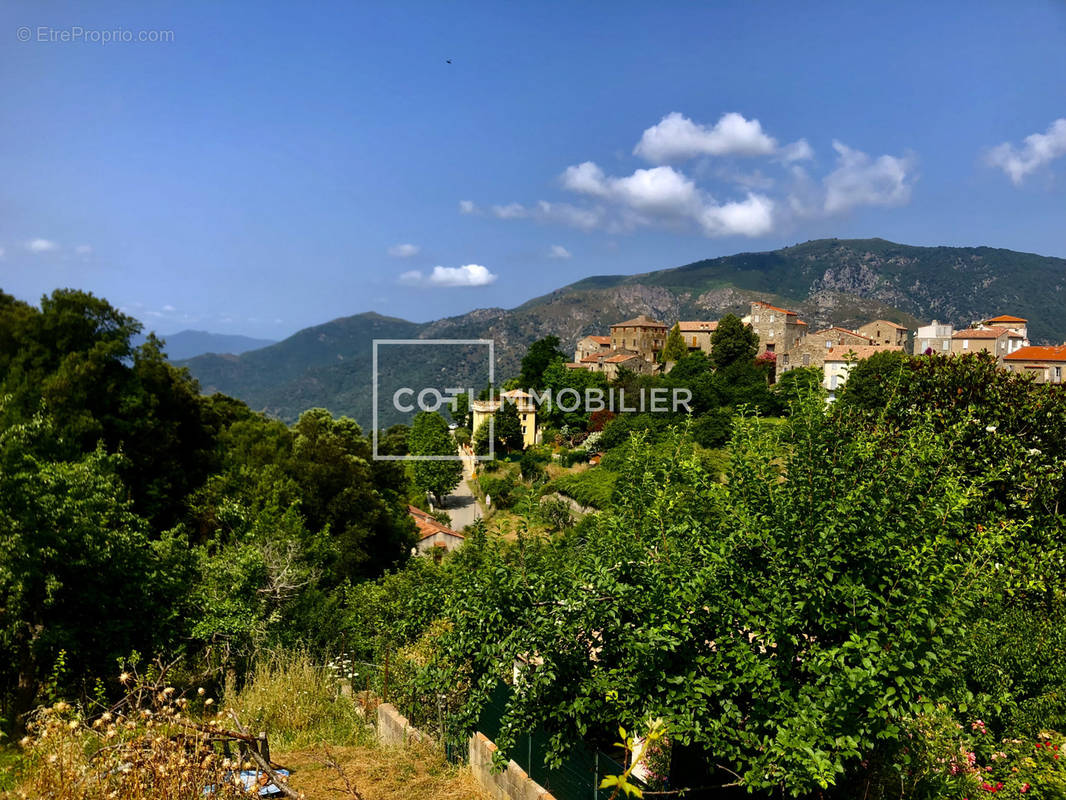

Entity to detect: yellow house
[470,389,539,449]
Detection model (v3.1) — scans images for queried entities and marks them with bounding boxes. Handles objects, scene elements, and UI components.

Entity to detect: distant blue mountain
[144,329,277,361]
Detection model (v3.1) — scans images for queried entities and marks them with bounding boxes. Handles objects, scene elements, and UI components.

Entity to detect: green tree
[519,336,567,389]
[494,400,524,453]
[450,391,471,429]
[290,408,414,582]
[774,366,826,411]
[408,411,464,503]
[0,415,188,720]
[660,322,687,364]
[709,313,758,371]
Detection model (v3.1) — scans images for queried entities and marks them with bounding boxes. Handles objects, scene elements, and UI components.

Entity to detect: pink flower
[1021,784,1030,793]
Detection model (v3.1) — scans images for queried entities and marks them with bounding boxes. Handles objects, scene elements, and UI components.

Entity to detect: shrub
[549,469,618,509]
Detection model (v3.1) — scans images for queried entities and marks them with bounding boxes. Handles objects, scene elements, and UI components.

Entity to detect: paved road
[439,447,483,531]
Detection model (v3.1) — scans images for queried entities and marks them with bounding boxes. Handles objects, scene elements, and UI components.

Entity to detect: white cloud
[387,243,421,258]
[699,193,776,237]
[0,247,5,260]
[822,141,916,214]
[475,113,917,239]
[74,244,92,256]
[458,200,478,214]
[26,238,58,253]
[400,264,498,288]
[557,160,774,237]
[491,203,528,219]
[778,138,814,163]
[634,112,778,163]
[162,304,176,312]
[562,162,701,217]
[548,245,572,259]
[986,118,1066,185]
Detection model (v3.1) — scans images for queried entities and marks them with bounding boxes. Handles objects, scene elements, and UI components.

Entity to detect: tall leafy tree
[290,408,414,582]
[660,322,687,364]
[408,411,463,504]
[519,336,567,389]
[709,313,758,371]
[0,415,188,719]
[494,399,524,453]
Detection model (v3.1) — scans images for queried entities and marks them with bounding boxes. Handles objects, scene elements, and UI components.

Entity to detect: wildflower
[119,672,132,684]
[198,687,205,695]
[1021,784,1030,793]
[204,698,214,706]
[985,425,997,433]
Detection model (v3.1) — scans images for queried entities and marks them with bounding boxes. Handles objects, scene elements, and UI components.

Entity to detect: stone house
[609,315,667,364]
[746,301,807,357]
[601,351,647,381]
[857,320,909,349]
[781,327,873,374]
[1003,345,1066,384]
[915,320,955,355]
[980,315,1028,341]
[950,327,1025,361]
[574,335,612,363]
[678,321,718,354]
[408,505,465,556]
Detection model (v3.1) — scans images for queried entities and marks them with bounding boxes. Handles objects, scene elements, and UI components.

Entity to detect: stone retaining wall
[468,731,557,800]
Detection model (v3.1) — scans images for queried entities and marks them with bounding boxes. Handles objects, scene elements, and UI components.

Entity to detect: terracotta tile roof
[580,353,605,363]
[678,321,718,331]
[796,320,808,326]
[408,506,464,541]
[752,301,798,316]
[952,327,1009,339]
[862,319,908,329]
[1005,345,1066,363]
[610,314,667,329]
[813,327,873,341]
[985,315,1028,324]
[824,345,902,362]
[584,335,611,344]
[604,352,642,363]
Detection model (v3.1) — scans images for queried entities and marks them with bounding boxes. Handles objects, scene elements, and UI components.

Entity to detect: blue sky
[2,1,1065,339]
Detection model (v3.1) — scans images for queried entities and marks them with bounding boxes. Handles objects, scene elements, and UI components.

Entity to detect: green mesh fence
[475,681,633,800]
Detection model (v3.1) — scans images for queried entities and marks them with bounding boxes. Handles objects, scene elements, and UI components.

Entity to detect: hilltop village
[568,300,1061,389]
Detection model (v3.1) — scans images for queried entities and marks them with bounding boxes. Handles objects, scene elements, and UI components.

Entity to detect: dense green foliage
[408,411,463,502]
[0,290,416,728]
[336,355,1066,798]
[660,322,687,364]
[519,335,568,389]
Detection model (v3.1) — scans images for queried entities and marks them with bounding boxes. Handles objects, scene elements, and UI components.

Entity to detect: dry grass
[226,650,371,751]
[281,742,488,800]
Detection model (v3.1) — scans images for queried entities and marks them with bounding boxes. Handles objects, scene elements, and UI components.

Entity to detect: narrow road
[440,446,483,531]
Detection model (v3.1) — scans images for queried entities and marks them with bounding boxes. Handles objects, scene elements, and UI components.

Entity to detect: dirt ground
[279,742,490,800]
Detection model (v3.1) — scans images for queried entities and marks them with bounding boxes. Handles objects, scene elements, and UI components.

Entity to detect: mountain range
[178,238,1066,426]
[141,330,277,360]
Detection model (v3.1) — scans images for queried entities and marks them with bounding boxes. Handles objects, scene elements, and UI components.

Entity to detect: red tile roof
[1004,345,1066,363]
[752,301,798,316]
[861,319,909,330]
[604,352,642,363]
[985,315,1028,324]
[952,327,1009,339]
[408,506,464,541]
[824,345,903,361]
[610,314,667,329]
[585,335,611,344]
[814,327,873,341]
[580,353,605,363]
[678,321,718,331]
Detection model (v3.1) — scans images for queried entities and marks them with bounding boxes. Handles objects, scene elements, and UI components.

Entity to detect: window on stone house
[942,340,949,351]
[802,353,810,365]
[963,340,969,350]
